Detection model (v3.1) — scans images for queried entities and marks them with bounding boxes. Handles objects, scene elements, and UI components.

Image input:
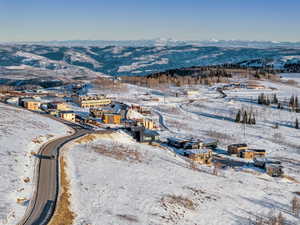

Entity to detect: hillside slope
[0,104,71,225]
[1,45,300,78]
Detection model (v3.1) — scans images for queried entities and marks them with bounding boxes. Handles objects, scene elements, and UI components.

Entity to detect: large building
[72,95,112,108]
[102,113,121,124]
[136,118,156,130]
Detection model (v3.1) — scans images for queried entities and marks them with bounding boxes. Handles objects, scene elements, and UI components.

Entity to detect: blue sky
[0,0,299,42]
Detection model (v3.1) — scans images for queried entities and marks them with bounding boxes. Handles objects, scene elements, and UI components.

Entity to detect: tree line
[121,65,276,88]
[258,93,300,112]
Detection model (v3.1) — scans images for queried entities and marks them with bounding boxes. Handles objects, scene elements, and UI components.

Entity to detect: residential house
[136,118,157,130]
[266,164,284,177]
[240,149,266,159]
[59,111,76,122]
[185,149,212,165]
[253,158,281,168]
[228,143,248,155]
[49,102,69,111]
[23,99,41,111]
[167,137,218,149]
[130,126,159,143]
[167,137,190,148]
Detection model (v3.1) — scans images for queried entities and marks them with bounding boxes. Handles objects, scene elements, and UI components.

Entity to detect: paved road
[18,120,92,225]
[153,110,169,131]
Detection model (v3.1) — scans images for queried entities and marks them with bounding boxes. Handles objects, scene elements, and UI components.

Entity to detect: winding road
[18,120,92,225]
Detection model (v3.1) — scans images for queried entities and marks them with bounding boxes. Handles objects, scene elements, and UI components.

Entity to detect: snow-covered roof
[186,149,211,154]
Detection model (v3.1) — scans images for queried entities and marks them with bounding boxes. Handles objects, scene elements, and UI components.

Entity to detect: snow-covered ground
[66,77,300,225]
[0,104,71,225]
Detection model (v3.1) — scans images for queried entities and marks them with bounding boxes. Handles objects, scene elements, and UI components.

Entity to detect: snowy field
[66,77,300,225]
[0,104,71,225]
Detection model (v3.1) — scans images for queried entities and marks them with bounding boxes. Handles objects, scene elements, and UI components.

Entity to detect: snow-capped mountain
[1,44,300,77]
[5,39,300,48]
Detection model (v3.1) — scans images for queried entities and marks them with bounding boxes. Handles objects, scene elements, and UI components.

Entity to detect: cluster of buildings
[18,97,77,122]
[167,137,218,165]
[227,144,266,159]
[227,143,283,177]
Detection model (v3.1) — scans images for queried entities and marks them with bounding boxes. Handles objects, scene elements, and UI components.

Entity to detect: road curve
[18,120,91,225]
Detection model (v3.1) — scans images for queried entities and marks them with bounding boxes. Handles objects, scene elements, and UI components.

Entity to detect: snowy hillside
[0,104,71,225]
[64,75,300,225]
[1,45,300,77]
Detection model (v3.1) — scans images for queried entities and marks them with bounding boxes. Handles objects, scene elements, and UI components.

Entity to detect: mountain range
[1,43,300,78]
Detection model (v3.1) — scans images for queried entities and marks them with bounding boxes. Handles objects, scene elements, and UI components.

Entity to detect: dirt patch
[161,195,196,211]
[92,143,143,163]
[75,131,114,144]
[75,134,98,144]
[282,175,299,184]
[48,157,75,225]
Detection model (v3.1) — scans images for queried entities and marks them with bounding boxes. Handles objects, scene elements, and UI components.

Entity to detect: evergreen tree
[258,93,264,104]
[242,111,248,124]
[272,94,278,104]
[266,96,270,105]
[248,113,252,124]
[258,93,262,104]
[251,114,256,125]
[289,95,295,110]
[296,118,299,129]
[295,96,299,112]
[235,110,241,123]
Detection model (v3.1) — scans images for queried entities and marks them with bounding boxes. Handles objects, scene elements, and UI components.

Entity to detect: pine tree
[252,114,256,125]
[295,96,299,113]
[272,94,278,104]
[258,93,262,104]
[235,110,241,123]
[248,113,252,125]
[296,118,299,129]
[242,111,248,124]
[266,96,270,105]
[258,93,265,104]
[289,95,295,111]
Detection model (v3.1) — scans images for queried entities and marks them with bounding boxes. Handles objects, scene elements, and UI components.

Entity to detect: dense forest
[121,64,278,87]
